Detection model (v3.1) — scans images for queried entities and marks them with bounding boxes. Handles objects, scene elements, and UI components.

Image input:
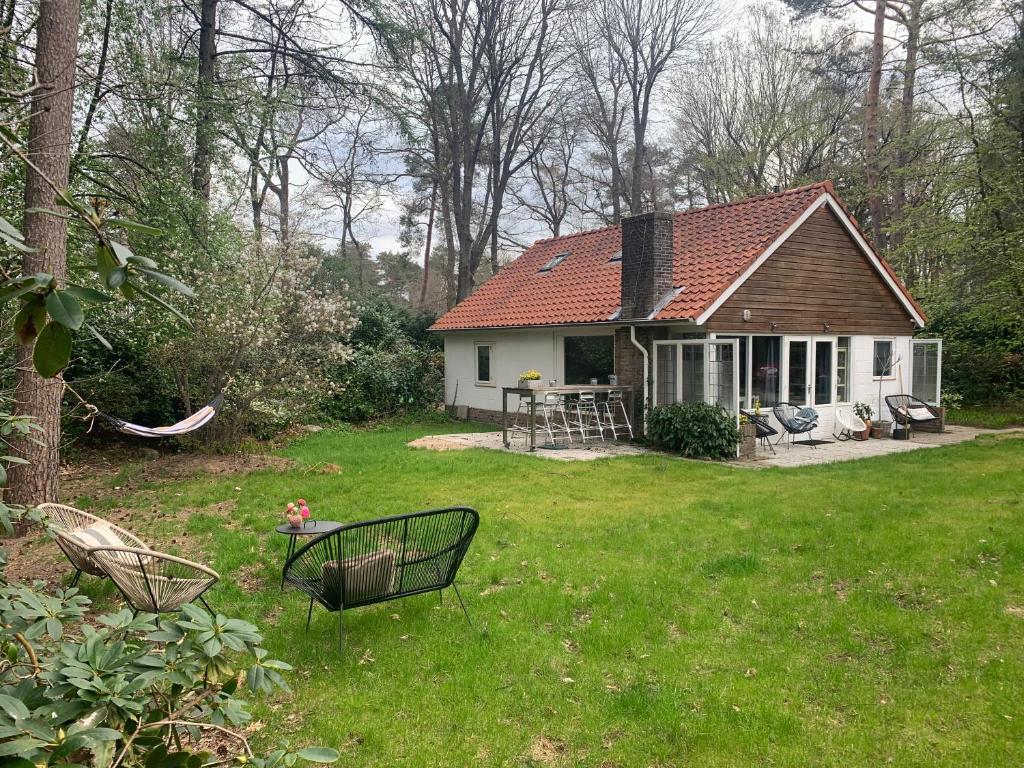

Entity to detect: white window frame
[474,342,495,386]
[872,338,896,380]
[835,336,852,404]
[910,338,943,405]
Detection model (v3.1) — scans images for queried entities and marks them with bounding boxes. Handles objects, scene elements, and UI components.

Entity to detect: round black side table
[276,520,342,588]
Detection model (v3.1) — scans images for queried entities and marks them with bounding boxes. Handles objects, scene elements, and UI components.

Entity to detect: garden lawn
[69,421,1024,767]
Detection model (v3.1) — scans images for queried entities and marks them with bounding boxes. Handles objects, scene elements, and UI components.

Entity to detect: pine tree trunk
[8,0,81,505]
[418,181,437,308]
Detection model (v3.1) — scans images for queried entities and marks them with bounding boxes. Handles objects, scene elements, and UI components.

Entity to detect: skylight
[608,249,622,262]
[538,252,568,272]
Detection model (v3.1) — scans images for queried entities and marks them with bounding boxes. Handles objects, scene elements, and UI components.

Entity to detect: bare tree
[594,0,715,215]
[386,0,569,302]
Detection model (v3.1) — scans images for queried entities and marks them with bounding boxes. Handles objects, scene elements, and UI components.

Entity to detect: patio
[408,424,1015,465]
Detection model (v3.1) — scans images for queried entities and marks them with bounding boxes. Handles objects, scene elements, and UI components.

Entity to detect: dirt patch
[137,453,295,482]
[2,528,66,587]
[408,436,466,452]
[1005,605,1024,618]
[527,736,567,764]
[61,448,296,502]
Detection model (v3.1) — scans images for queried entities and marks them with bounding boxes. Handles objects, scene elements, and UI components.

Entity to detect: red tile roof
[431,181,923,330]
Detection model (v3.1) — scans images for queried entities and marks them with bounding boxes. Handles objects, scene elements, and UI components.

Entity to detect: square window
[873,339,894,378]
[475,344,493,384]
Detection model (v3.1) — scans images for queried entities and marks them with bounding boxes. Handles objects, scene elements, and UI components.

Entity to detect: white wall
[442,327,618,412]
[850,334,915,424]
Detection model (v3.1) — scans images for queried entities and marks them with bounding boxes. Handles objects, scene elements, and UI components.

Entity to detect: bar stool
[509,394,534,447]
[539,393,574,445]
[600,389,633,440]
[572,391,605,443]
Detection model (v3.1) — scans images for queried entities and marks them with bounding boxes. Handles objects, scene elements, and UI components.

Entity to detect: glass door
[911,339,942,405]
[785,338,810,405]
[813,339,834,406]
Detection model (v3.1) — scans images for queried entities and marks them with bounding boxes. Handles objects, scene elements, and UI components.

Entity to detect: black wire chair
[773,403,819,448]
[885,394,941,438]
[283,506,479,648]
[739,409,778,454]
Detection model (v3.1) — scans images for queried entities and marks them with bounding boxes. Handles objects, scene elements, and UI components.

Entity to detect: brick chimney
[620,210,675,319]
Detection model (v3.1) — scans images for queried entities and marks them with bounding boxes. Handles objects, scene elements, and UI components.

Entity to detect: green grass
[946,404,1024,429]
[68,420,1024,767]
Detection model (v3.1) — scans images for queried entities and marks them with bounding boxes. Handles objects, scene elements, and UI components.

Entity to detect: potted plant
[518,369,543,389]
[853,401,873,440]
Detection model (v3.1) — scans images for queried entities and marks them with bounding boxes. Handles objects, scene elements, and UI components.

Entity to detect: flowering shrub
[518,369,541,381]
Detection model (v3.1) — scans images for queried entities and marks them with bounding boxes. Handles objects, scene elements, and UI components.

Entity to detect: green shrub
[647,402,741,459]
[0,566,339,767]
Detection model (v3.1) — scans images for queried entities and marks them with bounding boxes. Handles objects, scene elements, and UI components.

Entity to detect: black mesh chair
[885,394,941,438]
[283,507,479,648]
[773,403,819,448]
[740,409,778,454]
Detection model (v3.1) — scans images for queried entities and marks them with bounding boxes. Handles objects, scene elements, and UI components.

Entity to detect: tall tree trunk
[889,0,922,255]
[440,178,457,308]
[192,0,217,200]
[72,0,112,171]
[9,0,81,505]
[418,180,437,308]
[863,0,887,252]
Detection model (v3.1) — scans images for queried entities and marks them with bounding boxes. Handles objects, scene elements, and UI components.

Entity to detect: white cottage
[430,182,941,437]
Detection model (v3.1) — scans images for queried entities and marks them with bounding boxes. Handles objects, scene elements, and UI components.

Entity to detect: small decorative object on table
[518,369,542,389]
[284,497,314,528]
[608,374,618,385]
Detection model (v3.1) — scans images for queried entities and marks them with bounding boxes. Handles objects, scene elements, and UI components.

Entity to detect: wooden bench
[283,506,479,647]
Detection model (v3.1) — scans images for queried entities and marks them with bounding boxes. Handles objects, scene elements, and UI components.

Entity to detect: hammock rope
[62,379,228,438]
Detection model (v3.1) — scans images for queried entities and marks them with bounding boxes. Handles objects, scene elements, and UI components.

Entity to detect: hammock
[101,392,225,438]
[63,378,227,438]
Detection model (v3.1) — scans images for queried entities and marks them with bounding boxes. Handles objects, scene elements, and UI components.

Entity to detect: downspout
[629,325,649,433]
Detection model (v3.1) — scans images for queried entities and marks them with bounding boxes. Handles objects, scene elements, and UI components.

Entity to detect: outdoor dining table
[501,384,633,451]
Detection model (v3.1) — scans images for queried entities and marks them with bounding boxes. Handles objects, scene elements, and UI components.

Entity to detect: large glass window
[656,345,678,405]
[836,337,851,402]
[751,336,781,407]
[718,336,748,406]
[873,339,894,377]
[912,340,941,404]
[475,343,493,384]
[814,340,833,405]
[564,335,614,384]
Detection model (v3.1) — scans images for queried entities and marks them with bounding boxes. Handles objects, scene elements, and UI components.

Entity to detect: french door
[784,337,835,407]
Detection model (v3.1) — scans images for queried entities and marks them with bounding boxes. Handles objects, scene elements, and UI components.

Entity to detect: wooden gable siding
[705,207,915,334]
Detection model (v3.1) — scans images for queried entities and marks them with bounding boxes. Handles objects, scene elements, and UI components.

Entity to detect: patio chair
[600,390,633,440]
[90,545,220,614]
[773,403,819,448]
[833,407,868,441]
[39,503,150,587]
[569,391,606,443]
[283,506,479,649]
[740,409,778,454]
[885,394,941,438]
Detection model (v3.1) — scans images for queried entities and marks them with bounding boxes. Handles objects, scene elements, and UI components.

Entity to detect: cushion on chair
[66,525,150,566]
[907,406,936,421]
[321,550,397,605]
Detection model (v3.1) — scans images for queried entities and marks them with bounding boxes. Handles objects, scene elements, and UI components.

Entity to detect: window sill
[475,381,496,388]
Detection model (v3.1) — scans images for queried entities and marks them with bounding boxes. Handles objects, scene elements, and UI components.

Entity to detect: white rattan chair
[833,407,868,441]
[39,503,150,587]
[90,546,220,614]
